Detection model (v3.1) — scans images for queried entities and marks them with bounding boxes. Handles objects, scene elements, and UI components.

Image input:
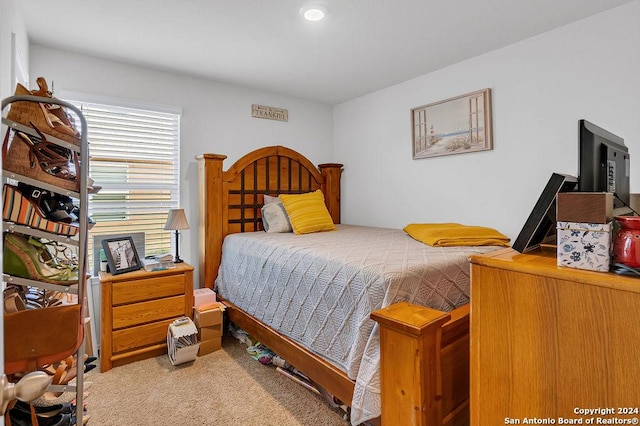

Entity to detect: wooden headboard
[196,146,343,288]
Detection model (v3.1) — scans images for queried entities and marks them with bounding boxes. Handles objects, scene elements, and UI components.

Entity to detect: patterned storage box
[557,221,612,272]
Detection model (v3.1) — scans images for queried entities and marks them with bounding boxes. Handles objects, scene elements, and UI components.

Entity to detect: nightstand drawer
[112,295,185,329]
[112,318,176,353]
[112,274,186,305]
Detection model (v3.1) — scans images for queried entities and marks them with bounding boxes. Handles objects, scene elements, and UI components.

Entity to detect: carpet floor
[83,336,350,425]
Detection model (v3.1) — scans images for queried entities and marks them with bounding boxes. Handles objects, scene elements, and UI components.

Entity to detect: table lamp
[164,208,190,263]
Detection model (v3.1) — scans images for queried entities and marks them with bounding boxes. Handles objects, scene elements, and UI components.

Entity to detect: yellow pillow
[279,190,336,235]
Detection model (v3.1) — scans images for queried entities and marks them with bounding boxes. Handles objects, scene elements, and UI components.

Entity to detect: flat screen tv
[578,119,630,209]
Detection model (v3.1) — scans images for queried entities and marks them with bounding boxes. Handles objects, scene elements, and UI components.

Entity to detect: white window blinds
[71,100,181,267]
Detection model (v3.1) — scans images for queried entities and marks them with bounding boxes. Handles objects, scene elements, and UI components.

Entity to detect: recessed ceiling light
[300,5,327,22]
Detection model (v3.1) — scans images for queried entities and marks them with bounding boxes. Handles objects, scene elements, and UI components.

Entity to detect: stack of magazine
[142,253,175,271]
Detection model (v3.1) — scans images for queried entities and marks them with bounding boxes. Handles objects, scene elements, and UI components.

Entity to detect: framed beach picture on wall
[411,88,493,159]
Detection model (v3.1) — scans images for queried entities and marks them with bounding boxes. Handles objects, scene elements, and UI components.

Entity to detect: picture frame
[101,236,142,275]
[512,173,578,253]
[411,88,493,159]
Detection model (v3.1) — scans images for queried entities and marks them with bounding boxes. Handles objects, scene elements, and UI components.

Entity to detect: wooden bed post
[318,163,343,224]
[196,153,227,289]
[371,302,451,426]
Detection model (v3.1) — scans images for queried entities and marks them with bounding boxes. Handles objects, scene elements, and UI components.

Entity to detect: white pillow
[261,202,292,233]
[263,194,280,204]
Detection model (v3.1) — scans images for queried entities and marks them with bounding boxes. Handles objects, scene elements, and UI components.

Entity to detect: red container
[613,216,640,268]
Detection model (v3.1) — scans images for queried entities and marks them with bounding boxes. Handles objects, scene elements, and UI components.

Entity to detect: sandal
[21,184,76,223]
[12,400,86,419]
[32,78,79,135]
[3,184,80,236]
[33,237,79,269]
[3,288,27,313]
[3,128,80,193]
[3,233,79,285]
[6,78,81,147]
[13,182,96,229]
[41,355,73,373]
[7,405,83,426]
[17,182,76,222]
[87,177,102,195]
[25,125,78,180]
[39,363,93,401]
[34,390,90,406]
[25,288,69,309]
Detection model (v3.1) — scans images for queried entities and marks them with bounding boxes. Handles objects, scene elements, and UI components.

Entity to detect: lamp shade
[164,209,190,230]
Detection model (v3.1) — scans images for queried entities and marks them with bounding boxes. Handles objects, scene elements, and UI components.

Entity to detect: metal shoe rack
[1,92,88,424]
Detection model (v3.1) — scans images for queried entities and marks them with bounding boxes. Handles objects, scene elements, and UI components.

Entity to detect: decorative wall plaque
[251,104,288,122]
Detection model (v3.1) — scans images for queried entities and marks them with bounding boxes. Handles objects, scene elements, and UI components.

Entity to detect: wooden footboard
[371,302,470,426]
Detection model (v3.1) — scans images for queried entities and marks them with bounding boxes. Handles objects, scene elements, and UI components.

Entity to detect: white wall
[0,0,29,99]
[28,45,335,284]
[334,1,640,242]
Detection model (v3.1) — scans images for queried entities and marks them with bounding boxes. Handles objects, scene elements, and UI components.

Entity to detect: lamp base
[172,230,185,264]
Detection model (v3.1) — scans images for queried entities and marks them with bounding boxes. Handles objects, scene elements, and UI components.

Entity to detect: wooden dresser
[100,263,194,372]
[469,247,640,425]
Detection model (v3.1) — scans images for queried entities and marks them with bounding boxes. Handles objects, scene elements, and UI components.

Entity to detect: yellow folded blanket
[403,223,511,247]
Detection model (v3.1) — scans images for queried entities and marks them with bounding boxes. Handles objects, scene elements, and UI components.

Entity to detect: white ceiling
[17,0,634,105]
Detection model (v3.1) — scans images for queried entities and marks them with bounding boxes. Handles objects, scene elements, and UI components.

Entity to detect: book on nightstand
[142,254,175,271]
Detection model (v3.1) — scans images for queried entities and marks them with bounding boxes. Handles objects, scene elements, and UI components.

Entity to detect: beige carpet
[84,336,350,425]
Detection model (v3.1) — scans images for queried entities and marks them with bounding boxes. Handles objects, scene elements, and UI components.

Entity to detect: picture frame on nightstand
[101,236,142,275]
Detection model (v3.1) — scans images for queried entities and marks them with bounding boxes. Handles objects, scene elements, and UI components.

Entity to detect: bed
[197,146,501,425]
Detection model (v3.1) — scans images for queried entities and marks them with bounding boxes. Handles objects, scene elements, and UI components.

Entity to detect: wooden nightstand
[100,263,194,372]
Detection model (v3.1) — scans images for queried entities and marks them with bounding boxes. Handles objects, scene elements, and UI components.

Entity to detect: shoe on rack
[32,236,79,269]
[43,352,93,376]
[35,390,90,406]
[3,233,79,285]
[8,405,80,426]
[23,287,72,310]
[18,183,77,223]
[2,128,80,193]
[54,362,96,387]
[3,287,27,313]
[6,77,81,147]
[12,399,84,419]
[86,177,102,194]
[31,78,79,137]
[15,182,96,229]
[3,184,80,237]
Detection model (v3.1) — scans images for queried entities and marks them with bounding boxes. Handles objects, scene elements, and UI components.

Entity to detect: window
[69,100,181,272]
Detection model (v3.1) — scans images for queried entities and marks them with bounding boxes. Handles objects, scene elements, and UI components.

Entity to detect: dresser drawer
[112,273,186,305]
[112,318,176,353]
[112,295,185,330]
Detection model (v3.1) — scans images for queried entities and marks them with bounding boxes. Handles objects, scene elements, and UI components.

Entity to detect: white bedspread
[215,224,501,424]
